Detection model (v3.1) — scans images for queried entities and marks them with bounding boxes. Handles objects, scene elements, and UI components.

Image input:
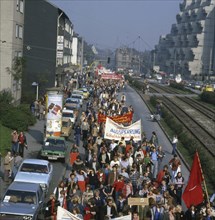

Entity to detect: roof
[21,159,49,165]
[8,182,41,192]
[46,136,65,140]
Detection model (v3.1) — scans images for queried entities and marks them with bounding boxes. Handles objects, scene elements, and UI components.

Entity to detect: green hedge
[169,82,185,90]
[199,91,215,105]
[0,104,36,132]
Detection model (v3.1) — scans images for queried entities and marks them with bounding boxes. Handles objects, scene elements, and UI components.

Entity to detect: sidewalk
[0,119,45,198]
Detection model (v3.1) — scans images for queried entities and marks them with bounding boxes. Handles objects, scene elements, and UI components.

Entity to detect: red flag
[182,151,204,208]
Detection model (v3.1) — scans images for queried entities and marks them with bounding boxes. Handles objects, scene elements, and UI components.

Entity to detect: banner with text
[98,112,133,124]
[104,118,141,141]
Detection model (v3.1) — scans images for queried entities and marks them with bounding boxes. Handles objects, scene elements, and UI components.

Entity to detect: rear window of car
[20,163,48,174]
[62,113,74,118]
[3,190,37,205]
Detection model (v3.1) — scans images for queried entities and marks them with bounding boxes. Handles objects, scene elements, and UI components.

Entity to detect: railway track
[177,96,215,122]
[150,83,181,94]
[159,96,215,157]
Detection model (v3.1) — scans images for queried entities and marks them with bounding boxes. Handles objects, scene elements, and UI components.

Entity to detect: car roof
[46,136,65,141]
[8,182,41,192]
[21,159,49,166]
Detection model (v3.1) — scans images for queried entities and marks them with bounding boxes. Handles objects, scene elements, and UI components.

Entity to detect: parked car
[78,87,90,99]
[65,98,80,110]
[0,182,45,220]
[61,118,73,139]
[40,136,67,163]
[13,159,53,193]
[71,94,83,107]
[62,108,77,125]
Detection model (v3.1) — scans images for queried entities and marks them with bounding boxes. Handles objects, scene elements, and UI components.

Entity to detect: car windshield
[46,138,65,146]
[62,113,74,118]
[3,190,37,205]
[66,99,78,104]
[20,163,48,174]
[71,95,81,99]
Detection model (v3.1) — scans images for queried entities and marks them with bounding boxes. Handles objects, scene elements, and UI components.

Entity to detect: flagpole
[196,150,210,206]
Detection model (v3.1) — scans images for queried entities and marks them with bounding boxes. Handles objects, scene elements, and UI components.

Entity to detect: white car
[13,159,53,193]
[71,93,83,107]
[62,108,77,125]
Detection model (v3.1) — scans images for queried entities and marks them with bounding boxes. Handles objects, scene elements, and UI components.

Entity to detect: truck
[40,88,67,162]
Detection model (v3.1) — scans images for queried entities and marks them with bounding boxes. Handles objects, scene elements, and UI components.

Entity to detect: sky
[50,0,181,51]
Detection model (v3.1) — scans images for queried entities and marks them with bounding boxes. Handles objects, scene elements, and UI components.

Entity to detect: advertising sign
[104,118,141,141]
[98,112,133,124]
[46,93,63,137]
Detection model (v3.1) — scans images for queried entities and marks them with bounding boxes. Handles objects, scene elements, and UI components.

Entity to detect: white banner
[57,206,82,220]
[104,118,141,141]
[113,214,131,220]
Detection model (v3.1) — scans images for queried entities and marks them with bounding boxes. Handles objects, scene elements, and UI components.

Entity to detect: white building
[155,0,215,79]
[0,0,24,102]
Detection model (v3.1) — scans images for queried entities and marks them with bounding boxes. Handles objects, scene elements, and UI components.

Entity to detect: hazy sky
[50,0,181,51]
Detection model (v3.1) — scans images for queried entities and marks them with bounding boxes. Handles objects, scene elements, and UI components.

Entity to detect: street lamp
[32,82,39,100]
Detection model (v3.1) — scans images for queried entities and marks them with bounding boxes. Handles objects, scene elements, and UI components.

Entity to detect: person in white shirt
[110,156,120,170]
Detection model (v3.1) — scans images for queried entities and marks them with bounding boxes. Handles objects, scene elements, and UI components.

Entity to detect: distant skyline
[50,0,181,51]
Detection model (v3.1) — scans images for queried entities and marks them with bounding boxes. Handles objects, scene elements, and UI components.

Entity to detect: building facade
[155,0,215,79]
[0,0,25,103]
[23,0,74,100]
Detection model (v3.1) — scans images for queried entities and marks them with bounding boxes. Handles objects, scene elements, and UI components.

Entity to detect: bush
[17,104,36,126]
[1,106,36,131]
[169,82,185,90]
[199,91,215,105]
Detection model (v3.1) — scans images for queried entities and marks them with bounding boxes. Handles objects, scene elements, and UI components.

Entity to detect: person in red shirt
[156,165,168,185]
[110,175,125,201]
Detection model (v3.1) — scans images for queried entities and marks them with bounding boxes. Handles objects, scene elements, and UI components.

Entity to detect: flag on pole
[182,151,204,208]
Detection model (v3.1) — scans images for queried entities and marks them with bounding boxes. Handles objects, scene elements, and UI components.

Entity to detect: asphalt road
[121,85,190,183]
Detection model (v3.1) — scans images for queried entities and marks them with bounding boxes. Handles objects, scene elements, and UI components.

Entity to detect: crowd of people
[2,77,215,220]
[44,78,215,220]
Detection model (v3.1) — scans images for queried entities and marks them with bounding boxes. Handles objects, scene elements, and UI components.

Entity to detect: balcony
[176,14,182,23]
[179,2,185,12]
[181,25,187,34]
[196,21,203,33]
[171,24,178,35]
[185,11,191,21]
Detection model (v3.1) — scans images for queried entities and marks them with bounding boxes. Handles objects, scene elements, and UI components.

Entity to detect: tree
[6,57,25,82]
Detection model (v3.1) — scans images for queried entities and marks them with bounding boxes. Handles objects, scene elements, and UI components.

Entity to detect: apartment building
[155,0,215,79]
[0,0,25,103]
[22,0,74,100]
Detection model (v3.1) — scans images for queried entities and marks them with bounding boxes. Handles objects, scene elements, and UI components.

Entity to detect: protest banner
[98,112,133,123]
[104,118,141,141]
[57,206,82,220]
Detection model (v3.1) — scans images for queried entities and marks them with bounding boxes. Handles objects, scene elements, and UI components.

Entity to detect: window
[16,0,24,13]
[15,24,23,39]
[15,51,22,57]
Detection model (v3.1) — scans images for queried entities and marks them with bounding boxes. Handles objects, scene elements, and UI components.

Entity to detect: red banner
[100,74,123,80]
[98,112,133,123]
